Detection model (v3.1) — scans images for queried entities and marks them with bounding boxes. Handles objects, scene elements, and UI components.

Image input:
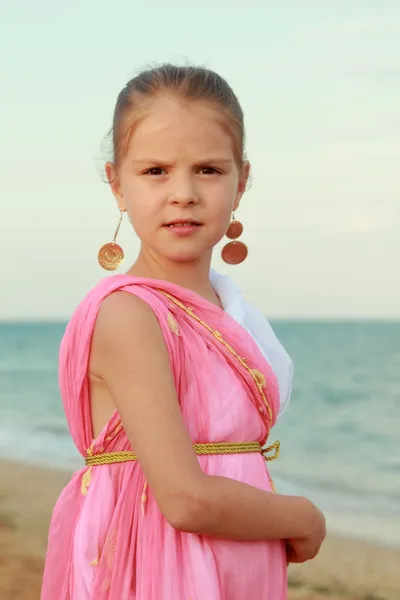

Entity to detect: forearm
[177,474,313,541]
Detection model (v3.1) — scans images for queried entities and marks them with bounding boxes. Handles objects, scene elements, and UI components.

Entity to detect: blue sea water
[0,320,399,546]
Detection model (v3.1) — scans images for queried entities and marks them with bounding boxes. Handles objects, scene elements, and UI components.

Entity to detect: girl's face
[106,95,249,264]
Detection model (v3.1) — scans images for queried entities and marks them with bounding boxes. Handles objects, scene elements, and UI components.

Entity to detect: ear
[105,162,127,212]
[233,161,251,211]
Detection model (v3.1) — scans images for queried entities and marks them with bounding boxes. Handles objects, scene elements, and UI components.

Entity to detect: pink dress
[41,274,287,599]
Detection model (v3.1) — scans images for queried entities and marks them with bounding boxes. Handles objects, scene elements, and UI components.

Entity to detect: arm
[91,292,323,543]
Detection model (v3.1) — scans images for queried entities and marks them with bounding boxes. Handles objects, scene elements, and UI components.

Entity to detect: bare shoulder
[90,291,163,372]
[96,290,159,332]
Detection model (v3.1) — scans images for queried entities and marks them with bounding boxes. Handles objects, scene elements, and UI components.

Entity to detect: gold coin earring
[221,212,248,265]
[98,211,125,271]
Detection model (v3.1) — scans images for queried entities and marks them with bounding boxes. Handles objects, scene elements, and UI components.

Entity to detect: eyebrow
[131,157,234,165]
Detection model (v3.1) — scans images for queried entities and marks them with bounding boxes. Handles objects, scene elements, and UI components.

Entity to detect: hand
[286,502,326,564]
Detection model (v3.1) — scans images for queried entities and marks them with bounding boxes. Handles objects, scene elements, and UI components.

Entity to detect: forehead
[127,95,234,158]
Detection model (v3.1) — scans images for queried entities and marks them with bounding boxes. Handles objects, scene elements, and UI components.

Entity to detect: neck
[126,247,222,308]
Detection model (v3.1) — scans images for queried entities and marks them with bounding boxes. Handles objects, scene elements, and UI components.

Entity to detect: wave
[0,361,57,373]
[33,421,70,436]
[273,468,400,506]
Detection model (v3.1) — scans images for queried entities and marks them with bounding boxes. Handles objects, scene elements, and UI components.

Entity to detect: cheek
[122,180,159,219]
[207,179,237,216]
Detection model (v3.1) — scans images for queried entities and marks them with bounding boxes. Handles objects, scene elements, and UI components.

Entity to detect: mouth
[163,219,203,228]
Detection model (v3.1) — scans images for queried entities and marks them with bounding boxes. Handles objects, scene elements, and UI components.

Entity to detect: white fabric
[210,269,293,419]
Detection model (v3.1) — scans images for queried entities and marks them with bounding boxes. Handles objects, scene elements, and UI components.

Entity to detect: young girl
[41,64,325,599]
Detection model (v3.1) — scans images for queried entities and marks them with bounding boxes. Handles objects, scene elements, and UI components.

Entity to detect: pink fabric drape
[41,275,287,599]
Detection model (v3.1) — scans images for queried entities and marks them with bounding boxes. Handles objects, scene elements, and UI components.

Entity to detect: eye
[199,167,221,175]
[143,167,164,176]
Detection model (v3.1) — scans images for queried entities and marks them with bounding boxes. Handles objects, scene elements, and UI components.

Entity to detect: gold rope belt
[85,440,280,467]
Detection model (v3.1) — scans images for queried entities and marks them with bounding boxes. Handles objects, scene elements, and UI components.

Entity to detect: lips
[163,219,202,228]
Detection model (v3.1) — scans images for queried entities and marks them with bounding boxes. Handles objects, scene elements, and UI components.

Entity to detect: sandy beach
[0,459,399,600]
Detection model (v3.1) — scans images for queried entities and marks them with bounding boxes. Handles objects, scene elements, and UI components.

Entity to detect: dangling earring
[221,212,248,265]
[98,212,125,271]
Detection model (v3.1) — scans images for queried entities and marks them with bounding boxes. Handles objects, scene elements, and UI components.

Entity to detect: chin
[165,252,205,263]
[149,241,214,264]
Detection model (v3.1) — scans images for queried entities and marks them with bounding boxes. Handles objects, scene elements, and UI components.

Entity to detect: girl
[41,64,326,600]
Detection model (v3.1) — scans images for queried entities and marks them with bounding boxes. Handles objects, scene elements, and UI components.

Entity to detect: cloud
[302,14,400,42]
[267,18,400,83]
[327,17,400,40]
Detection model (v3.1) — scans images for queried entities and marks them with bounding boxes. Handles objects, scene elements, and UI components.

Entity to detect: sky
[0,0,399,320]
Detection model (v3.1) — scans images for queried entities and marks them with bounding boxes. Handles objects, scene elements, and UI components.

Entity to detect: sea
[0,320,399,547]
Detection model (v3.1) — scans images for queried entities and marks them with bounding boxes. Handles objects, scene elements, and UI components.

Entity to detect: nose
[167,173,199,206]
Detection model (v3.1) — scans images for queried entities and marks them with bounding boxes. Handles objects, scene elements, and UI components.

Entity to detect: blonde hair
[108,64,246,171]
